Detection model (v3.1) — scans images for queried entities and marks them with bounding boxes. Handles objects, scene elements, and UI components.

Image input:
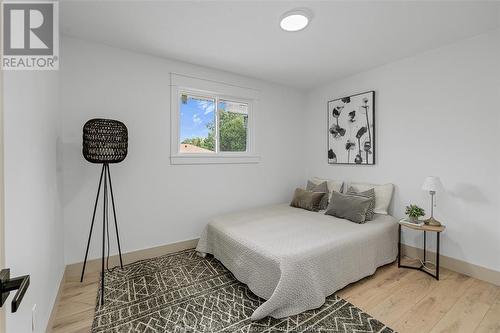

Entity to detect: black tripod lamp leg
[101,164,108,306]
[80,164,105,283]
[106,165,124,268]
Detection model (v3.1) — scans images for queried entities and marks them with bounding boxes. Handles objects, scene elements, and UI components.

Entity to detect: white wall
[1,20,497,333]
[3,70,64,332]
[60,36,306,264]
[305,29,500,272]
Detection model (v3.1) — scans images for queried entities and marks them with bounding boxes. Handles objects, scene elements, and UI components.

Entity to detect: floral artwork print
[327,91,375,165]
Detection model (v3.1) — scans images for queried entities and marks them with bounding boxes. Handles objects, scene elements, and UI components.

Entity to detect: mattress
[196,204,398,320]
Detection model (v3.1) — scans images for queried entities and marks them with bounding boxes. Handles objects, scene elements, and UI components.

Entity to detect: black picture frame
[327,91,375,165]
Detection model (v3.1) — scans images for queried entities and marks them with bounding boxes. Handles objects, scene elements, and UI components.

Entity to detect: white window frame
[170,73,260,165]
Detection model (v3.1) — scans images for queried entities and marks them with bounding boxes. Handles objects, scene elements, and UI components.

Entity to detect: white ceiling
[60,1,500,90]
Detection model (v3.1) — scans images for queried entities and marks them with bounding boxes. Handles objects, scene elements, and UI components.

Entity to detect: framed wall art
[327,91,375,165]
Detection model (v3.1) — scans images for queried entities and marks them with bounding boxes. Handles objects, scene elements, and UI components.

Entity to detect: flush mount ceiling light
[280,8,312,32]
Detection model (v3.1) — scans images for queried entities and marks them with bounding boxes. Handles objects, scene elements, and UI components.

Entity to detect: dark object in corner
[0,269,29,313]
[83,118,128,163]
[81,118,128,306]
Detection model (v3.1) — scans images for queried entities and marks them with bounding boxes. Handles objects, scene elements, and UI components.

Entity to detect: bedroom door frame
[0,2,6,328]
[0,36,6,333]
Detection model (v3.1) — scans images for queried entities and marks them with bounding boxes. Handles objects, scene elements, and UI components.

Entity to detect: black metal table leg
[436,231,440,280]
[398,224,442,281]
[423,230,426,263]
[398,224,401,268]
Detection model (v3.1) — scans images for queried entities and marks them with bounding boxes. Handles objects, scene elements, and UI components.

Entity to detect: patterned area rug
[92,249,394,333]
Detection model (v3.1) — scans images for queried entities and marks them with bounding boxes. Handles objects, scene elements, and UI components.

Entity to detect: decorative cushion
[325,191,372,224]
[309,177,344,201]
[306,181,329,210]
[344,183,394,214]
[346,187,375,221]
[290,188,326,212]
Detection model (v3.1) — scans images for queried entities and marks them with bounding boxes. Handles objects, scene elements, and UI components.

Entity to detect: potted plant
[405,204,425,223]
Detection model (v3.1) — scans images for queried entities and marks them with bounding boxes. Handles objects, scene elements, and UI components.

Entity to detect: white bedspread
[196,204,398,320]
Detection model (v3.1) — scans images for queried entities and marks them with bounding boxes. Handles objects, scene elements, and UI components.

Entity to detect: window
[171,73,259,164]
[179,95,216,153]
[178,96,249,154]
[218,100,248,152]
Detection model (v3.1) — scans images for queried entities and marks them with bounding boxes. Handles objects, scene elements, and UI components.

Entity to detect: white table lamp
[422,176,443,226]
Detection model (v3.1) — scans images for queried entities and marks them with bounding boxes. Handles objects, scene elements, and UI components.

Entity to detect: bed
[196,203,398,320]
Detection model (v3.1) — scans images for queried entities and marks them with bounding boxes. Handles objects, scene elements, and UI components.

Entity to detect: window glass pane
[218,100,248,152]
[179,94,216,153]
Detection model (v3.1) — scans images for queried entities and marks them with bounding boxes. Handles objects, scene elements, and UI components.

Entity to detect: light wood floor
[50,259,500,333]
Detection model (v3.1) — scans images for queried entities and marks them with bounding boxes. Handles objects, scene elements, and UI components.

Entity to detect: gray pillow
[325,191,372,224]
[306,180,329,210]
[290,188,326,212]
[346,187,375,221]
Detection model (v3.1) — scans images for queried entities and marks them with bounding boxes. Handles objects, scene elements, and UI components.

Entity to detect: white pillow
[309,177,343,200]
[345,182,394,215]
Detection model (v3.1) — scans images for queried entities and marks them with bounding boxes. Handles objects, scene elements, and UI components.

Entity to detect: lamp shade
[422,176,443,192]
[83,118,128,164]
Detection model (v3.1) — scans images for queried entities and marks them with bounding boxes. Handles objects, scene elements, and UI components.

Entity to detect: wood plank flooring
[50,259,500,333]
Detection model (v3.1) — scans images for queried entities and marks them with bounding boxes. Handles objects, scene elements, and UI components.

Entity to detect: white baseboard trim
[402,244,500,286]
[45,270,66,333]
[66,238,200,278]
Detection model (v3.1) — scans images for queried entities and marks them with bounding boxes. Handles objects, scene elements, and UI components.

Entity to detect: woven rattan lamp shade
[83,119,128,164]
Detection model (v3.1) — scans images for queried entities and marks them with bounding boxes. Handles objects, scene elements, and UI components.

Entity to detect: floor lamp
[80,118,128,306]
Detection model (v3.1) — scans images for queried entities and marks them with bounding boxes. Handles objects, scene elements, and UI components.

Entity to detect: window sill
[170,154,261,165]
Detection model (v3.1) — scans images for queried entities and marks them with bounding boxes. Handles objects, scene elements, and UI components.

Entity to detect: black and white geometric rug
[92,249,394,333]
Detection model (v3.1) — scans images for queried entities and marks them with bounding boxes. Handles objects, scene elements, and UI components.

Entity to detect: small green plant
[405,204,425,218]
